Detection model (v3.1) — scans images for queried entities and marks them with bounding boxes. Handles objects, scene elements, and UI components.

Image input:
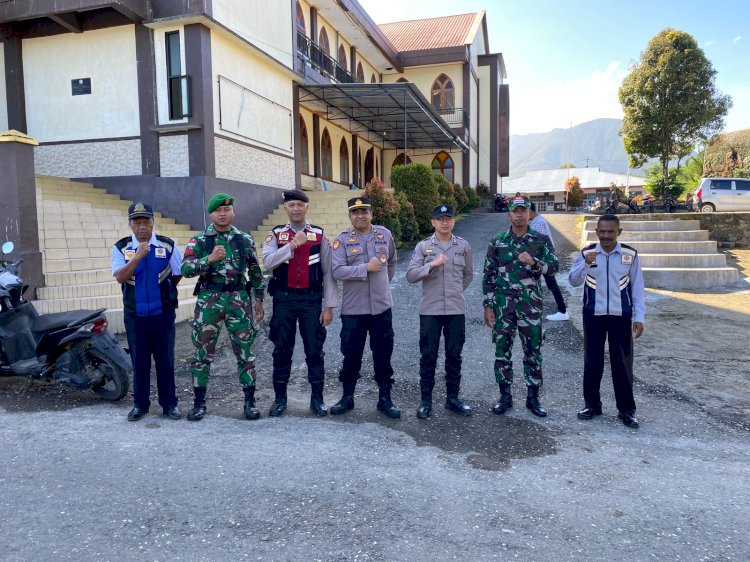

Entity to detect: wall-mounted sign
[71,78,91,96]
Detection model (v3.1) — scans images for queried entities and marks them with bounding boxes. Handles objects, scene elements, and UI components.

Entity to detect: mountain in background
[509,118,639,179]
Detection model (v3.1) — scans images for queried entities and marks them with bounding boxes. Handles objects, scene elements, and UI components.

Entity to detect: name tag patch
[621,254,633,264]
[124,250,135,261]
[155,247,167,258]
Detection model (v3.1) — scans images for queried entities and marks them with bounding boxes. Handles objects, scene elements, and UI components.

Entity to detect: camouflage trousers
[191,289,258,388]
[492,292,544,387]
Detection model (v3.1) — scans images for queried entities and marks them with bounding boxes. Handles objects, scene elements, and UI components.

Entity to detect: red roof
[378,12,483,52]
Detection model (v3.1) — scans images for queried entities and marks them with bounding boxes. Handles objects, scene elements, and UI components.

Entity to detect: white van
[694,178,750,212]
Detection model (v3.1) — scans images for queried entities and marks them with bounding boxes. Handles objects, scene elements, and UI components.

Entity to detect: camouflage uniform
[181,224,265,388]
[482,228,558,386]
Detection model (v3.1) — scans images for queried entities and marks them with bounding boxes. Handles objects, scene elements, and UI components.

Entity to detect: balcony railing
[297,31,357,84]
[437,107,469,129]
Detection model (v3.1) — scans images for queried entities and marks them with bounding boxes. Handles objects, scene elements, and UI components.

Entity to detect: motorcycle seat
[32,309,106,333]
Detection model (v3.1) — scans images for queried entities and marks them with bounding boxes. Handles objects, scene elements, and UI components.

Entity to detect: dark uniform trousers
[583,314,636,413]
[419,314,466,393]
[269,289,326,384]
[339,309,395,386]
[543,273,567,313]
[124,309,177,410]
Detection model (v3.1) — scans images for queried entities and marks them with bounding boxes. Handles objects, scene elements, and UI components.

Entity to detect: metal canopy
[298,82,468,152]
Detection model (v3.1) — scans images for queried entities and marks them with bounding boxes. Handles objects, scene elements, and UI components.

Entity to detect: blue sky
[359,0,750,135]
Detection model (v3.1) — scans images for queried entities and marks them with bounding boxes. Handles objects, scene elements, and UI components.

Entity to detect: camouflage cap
[207,193,234,213]
[508,196,531,211]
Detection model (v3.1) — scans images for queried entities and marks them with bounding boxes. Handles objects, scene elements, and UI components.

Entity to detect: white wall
[478,64,491,187]
[212,0,293,68]
[23,26,140,142]
[0,42,7,131]
[212,33,294,155]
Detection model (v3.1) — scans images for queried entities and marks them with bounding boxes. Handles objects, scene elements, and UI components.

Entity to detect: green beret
[207,193,234,213]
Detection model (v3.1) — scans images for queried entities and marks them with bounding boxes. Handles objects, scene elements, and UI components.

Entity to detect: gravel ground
[1,211,748,561]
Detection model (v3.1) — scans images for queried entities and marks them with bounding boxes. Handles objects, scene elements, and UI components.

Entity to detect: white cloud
[732,35,742,44]
[509,61,627,135]
[704,40,716,47]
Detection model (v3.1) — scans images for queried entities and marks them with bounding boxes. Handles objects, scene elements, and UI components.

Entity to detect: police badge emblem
[155,247,167,258]
[333,240,340,249]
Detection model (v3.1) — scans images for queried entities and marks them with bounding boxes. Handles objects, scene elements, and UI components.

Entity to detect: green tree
[644,165,683,200]
[454,183,469,213]
[560,163,575,169]
[619,29,731,195]
[564,176,584,208]
[433,173,458,212]
[390,163,439,234]
[677,149,704,194]
[463,185,482,209]
[475,181,492,201]
[396,192,420,243]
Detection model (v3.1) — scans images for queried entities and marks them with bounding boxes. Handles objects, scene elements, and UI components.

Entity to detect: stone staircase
[33,178,360,333]
[581,219,739,289]
[34,175,199,333]
[250,190,362,266]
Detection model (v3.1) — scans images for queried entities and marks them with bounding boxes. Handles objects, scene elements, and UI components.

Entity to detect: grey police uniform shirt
[331,225,397,315]
[406,234,474,315]
[262,221,340,308]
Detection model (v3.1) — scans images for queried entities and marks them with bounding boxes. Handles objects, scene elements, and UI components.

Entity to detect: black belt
[275,287,322,295]
[203,281,244,293]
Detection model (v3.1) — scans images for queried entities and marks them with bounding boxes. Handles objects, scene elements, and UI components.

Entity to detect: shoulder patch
[333,240,340,250]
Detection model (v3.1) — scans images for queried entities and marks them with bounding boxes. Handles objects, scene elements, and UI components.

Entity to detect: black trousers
[124,309,177,411]
[419,314,466,395]
[339,309,394,386]
[269,290,326,385]
[543,273,566,313]
[583,314,636,413]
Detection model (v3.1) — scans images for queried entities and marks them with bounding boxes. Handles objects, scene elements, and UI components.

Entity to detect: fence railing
[297,31,357,84]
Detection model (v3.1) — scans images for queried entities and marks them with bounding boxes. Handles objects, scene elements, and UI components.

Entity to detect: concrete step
[103,299,198,334]
[583,219,701,232]
[643,267,739,289]
[638,253,729,268]
[35,279,197,304]
[616,241,718,254]
[44,268,119,286]
[583,230,709,242]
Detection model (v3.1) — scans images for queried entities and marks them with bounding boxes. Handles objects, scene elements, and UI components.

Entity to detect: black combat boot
[492,383,513,415]
[187,386,207,421]
[329,381,356,415]
[526,385,547,417]
[309,381,328,417]
[268,382,287,417]
[445,380,472,416]
[416,388,432,419]
[243,385,261,420]
[376,384,401,419]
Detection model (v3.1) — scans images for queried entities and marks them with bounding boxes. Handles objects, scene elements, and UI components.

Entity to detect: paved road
[1,212,748,561]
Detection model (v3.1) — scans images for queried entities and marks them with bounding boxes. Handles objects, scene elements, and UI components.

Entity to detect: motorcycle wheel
[88,348,129,401]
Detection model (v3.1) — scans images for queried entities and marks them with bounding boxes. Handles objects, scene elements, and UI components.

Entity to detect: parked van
[693,178,750,212]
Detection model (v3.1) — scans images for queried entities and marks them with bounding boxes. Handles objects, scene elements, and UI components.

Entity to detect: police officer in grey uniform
[329,196,401,418]
[406,204,474,419]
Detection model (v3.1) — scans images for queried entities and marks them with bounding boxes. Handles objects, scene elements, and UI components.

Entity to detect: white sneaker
[546,312,569,321]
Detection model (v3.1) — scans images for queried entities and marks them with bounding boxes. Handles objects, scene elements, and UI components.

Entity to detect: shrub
[463,185,482,209]
[475,180,492,201]
[396,192,420,243]
[390,163,439,234]
[364,177,400,241]
[433,174,458,212]
[454,183,469,213]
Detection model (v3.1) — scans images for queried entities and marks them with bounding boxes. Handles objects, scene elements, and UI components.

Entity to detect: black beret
[282,190,309,203]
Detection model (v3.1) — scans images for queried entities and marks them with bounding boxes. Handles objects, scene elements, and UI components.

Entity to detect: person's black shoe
[376,384,401,419]
[187,387,207,421]
[416,400,432,419]
[577,406,603,420]
[329,394,354,415]
[127,406,148,421]
[163,406,181,420]
[268,397,287,417]
[310,382,328,417]
[526,386,547,417]
[445,396,472,416]
[492,383,513,415]
[243,386,261,420]
[618,411,639,428]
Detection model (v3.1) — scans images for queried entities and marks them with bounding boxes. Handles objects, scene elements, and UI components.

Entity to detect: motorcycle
[0,242,131,400]
[494,195,508,212]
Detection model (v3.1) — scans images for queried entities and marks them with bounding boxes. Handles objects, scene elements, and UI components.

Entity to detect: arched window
[299,116,309,175]
[339,138,349,184]
[370,73,377,84]
[356,62,364,83]
[295,1,305,32]
[431,73,455,113]
[338,44,347,69]
[392,153,412,167]
[321,129,333,180]
[318,27,330,55]
[396,77,409,83]
[431,151,454,182]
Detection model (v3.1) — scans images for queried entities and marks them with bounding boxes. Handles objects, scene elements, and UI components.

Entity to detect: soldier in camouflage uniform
[482,195,558,417]
[181,193,266,421]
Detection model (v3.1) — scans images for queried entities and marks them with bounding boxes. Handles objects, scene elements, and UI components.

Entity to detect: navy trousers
[339,309,395,387]
[124,309,177,411]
